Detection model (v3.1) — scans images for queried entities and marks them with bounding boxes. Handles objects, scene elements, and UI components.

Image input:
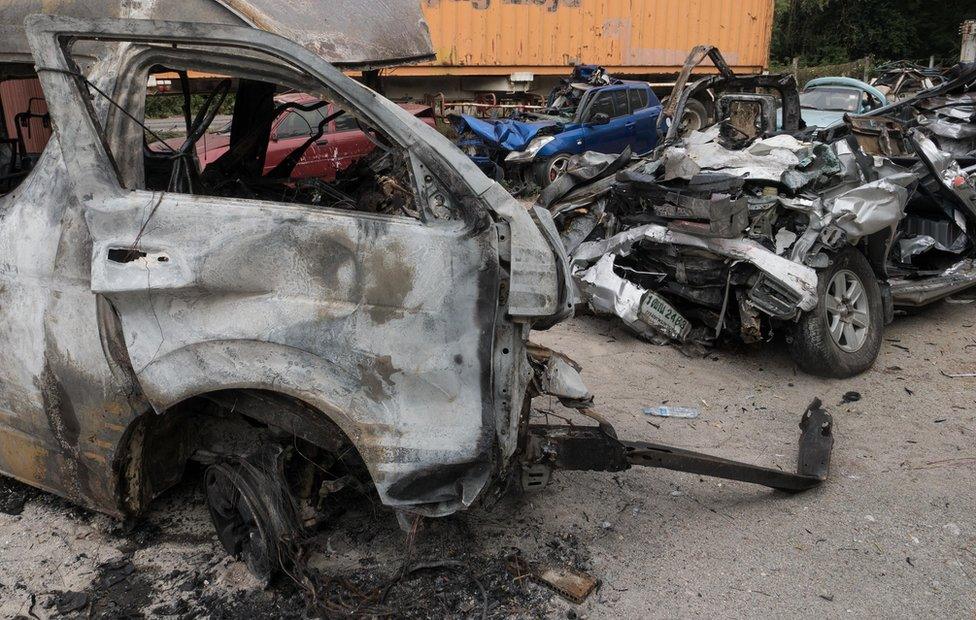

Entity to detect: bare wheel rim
[679,108,704,133]
[548,155,570,182]
[824,269,870,353]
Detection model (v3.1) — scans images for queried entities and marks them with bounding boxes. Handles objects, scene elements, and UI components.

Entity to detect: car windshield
[799,87,862,113]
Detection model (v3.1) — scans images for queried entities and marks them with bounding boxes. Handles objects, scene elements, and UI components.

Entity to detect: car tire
[534,152,572,188]
[204,449,301,585]
[788,248,884,378]
[679,98,709,134]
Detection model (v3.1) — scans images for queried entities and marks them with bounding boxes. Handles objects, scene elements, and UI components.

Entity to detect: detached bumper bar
[523,399,833,493]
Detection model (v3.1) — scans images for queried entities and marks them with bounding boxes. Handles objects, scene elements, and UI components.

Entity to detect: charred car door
[26,16,529,515]
[0,92,143,512]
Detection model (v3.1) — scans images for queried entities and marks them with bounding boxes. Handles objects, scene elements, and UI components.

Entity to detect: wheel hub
[549,156,569,182]
[824,269,870,353]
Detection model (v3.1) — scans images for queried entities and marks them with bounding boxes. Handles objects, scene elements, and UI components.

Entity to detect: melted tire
[204,450,301,585]
[789,248,884,378]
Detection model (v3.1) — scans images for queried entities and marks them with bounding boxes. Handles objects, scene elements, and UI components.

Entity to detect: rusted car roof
[0,0,435,68]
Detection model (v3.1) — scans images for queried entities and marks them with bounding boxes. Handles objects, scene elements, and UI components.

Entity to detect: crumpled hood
[452,114,560,152]
[0,0,434,68]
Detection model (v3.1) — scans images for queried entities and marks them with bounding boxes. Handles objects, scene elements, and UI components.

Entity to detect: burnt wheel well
[115,389,371,517]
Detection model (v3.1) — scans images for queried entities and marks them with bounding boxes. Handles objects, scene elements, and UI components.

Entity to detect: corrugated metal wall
[395,0,774,76]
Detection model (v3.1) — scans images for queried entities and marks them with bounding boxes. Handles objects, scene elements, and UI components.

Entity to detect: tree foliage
[772,0,976,65]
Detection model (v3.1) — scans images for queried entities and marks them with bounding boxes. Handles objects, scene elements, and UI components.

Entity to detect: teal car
[797,77,888,128]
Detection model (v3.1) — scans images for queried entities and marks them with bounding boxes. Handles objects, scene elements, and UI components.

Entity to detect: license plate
[638,291,692,341]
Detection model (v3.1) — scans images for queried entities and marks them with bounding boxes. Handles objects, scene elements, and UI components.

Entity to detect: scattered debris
[940,370,976,378]
[381,560,489,618]
[841,391,862,404]
[53,591,89,615]
[0,476,28,516]
[97,557,137,589]
[643,405,701,419]
[507,555,600,604]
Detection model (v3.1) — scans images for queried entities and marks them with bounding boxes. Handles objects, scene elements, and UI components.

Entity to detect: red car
[191,92,436,182]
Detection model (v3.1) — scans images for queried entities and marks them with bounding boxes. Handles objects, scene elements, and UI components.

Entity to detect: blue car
[452,75,662,190]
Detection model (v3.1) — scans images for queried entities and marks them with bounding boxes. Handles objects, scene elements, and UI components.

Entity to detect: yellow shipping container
[389,0,775,77]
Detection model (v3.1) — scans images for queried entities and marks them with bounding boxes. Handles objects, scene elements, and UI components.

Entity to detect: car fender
[536,131,584,160]
[131,338,492,510]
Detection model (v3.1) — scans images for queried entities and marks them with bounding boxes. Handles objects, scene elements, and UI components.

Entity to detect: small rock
[944,523,962,536]
[55,591,89,615]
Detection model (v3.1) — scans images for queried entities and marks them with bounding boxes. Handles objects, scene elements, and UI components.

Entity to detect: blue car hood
[454,114,559,151]
[777,108,847,130]
[800,109,847,129]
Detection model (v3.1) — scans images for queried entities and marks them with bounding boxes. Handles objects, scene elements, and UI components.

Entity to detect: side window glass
[611,90,629,118]
[629,88,643,112]
[275,111,308,139]
[332,113,359,133]
[276,108,326,139]
[638,89,649,109]
[587,92,615,120]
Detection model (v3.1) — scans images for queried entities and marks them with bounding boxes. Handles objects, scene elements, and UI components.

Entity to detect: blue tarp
[452,114,558,152]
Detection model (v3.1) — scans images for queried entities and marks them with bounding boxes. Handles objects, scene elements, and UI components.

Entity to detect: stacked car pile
[547,50,976,378]
[450,65,662,192]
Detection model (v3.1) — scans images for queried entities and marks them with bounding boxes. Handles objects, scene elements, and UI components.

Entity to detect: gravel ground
[1,301,974,618]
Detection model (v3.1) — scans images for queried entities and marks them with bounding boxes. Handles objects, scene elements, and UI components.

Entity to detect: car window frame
[26,16,494,215]
[583,89,615,123]
[609,88,630,119]
[628,87,644,112]
[59,46,453,224]
[332,111,360,134]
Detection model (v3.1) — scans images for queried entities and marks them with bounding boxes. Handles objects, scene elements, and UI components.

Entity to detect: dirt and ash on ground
[1,302,975,618]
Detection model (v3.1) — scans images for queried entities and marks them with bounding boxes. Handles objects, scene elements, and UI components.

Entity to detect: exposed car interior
[139,67,422,218]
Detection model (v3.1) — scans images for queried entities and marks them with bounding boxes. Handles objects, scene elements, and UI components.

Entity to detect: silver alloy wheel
[548,155,571,182]
[824,269,870,352]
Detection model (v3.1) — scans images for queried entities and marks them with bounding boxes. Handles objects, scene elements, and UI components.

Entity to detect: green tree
[772,0,976,65]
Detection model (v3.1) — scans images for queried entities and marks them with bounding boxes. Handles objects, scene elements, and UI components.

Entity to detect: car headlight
[505,136,555,163]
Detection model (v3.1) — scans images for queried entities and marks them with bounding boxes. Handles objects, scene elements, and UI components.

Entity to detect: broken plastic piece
[642,406,700,419]
[506,556,599,604]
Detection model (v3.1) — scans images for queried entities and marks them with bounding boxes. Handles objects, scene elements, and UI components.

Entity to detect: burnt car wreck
[0,10,835,589]
[548,47,976,378]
